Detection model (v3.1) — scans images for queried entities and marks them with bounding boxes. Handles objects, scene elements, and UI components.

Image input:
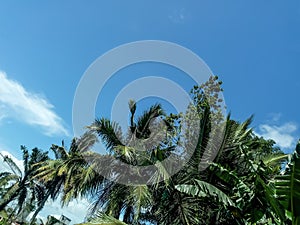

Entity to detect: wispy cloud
[0,71,68,136]
[0,115,6,125]
[168,8,188,24]
[267,112,282,122]
[256,122,298,149]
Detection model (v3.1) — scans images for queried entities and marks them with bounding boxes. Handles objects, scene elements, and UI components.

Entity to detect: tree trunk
[30,191,52,225]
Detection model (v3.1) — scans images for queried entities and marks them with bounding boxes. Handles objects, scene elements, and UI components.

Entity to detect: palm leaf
[210,163,252,198]
[50,144,68,160]
[0,153,22,177]
[77,131,99,153]
[88,118,123,152]
[136,103,165,139]
[263,153,288,166]
[0,172,19,187]
[77,213,127,225]
[255,176,286,223]
[127,185,152,222]
[21,145,29,175]
[175,179,234,207]
[275,141,300,222]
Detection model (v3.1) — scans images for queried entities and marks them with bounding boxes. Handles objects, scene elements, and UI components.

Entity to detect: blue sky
[0,1,300,223]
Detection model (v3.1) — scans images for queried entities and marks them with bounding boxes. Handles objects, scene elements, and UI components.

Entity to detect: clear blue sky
[0,1,299,223]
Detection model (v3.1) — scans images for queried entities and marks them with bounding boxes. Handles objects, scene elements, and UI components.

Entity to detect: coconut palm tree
[33,131,99,212]
[84,101,169,224]
[63,76,227,224]
[0,146,48,223]
[72,77,220,224]
[37,76,292,224]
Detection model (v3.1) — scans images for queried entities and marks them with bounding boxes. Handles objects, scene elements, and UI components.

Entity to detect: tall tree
[0,146,48,223]
[33,76,293,225]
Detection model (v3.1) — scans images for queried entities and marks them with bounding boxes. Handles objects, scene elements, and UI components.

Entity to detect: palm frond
[50,144,69,160]
[0,172,19,187]
[0,153,22,177]
[262,153,288,166]
[127,185,152,222]
[88,118,123,152]
[176,179,234,207]
[78,212,128,225]
[77,131,99,153]
[275,140,300,221]
[136,103,165,139]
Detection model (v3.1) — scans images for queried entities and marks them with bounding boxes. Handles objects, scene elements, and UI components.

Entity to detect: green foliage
[77,212,128,225]
[46,77,291,224]
[2,76,298,224]
[0,147,49,223]
[275,141,300,224]
[175,179,234,206]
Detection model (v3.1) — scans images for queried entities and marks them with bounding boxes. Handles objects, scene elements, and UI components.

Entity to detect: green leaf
[275,141,300,223]
[77,213,128,225]
[175,179,234,207]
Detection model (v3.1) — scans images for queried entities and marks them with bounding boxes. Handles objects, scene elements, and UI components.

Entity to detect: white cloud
[267,112,282,122]
[256,122,298,149]
[37,196,90,224]
[0,114,6,123]
[0,116,5,123]
[0,105,7,125]
[0,71,69,136]
[0,150,24,173]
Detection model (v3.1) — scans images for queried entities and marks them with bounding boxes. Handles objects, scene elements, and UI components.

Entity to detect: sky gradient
[0,1,299,223]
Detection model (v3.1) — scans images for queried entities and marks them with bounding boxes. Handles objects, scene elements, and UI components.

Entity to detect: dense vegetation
[0,76,299,225]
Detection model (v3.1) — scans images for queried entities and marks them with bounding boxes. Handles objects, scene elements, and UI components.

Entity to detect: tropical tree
[0,146,48,223]
[70,76,227,224]
[275,140,300,225]
[84,101,168,224]
[173,103,288,224]
[77,212,128,225]
[31,76,294,224]
[33,131,100,224]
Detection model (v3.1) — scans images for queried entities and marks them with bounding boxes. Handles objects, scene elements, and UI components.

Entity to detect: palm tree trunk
[30,191,52,225]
